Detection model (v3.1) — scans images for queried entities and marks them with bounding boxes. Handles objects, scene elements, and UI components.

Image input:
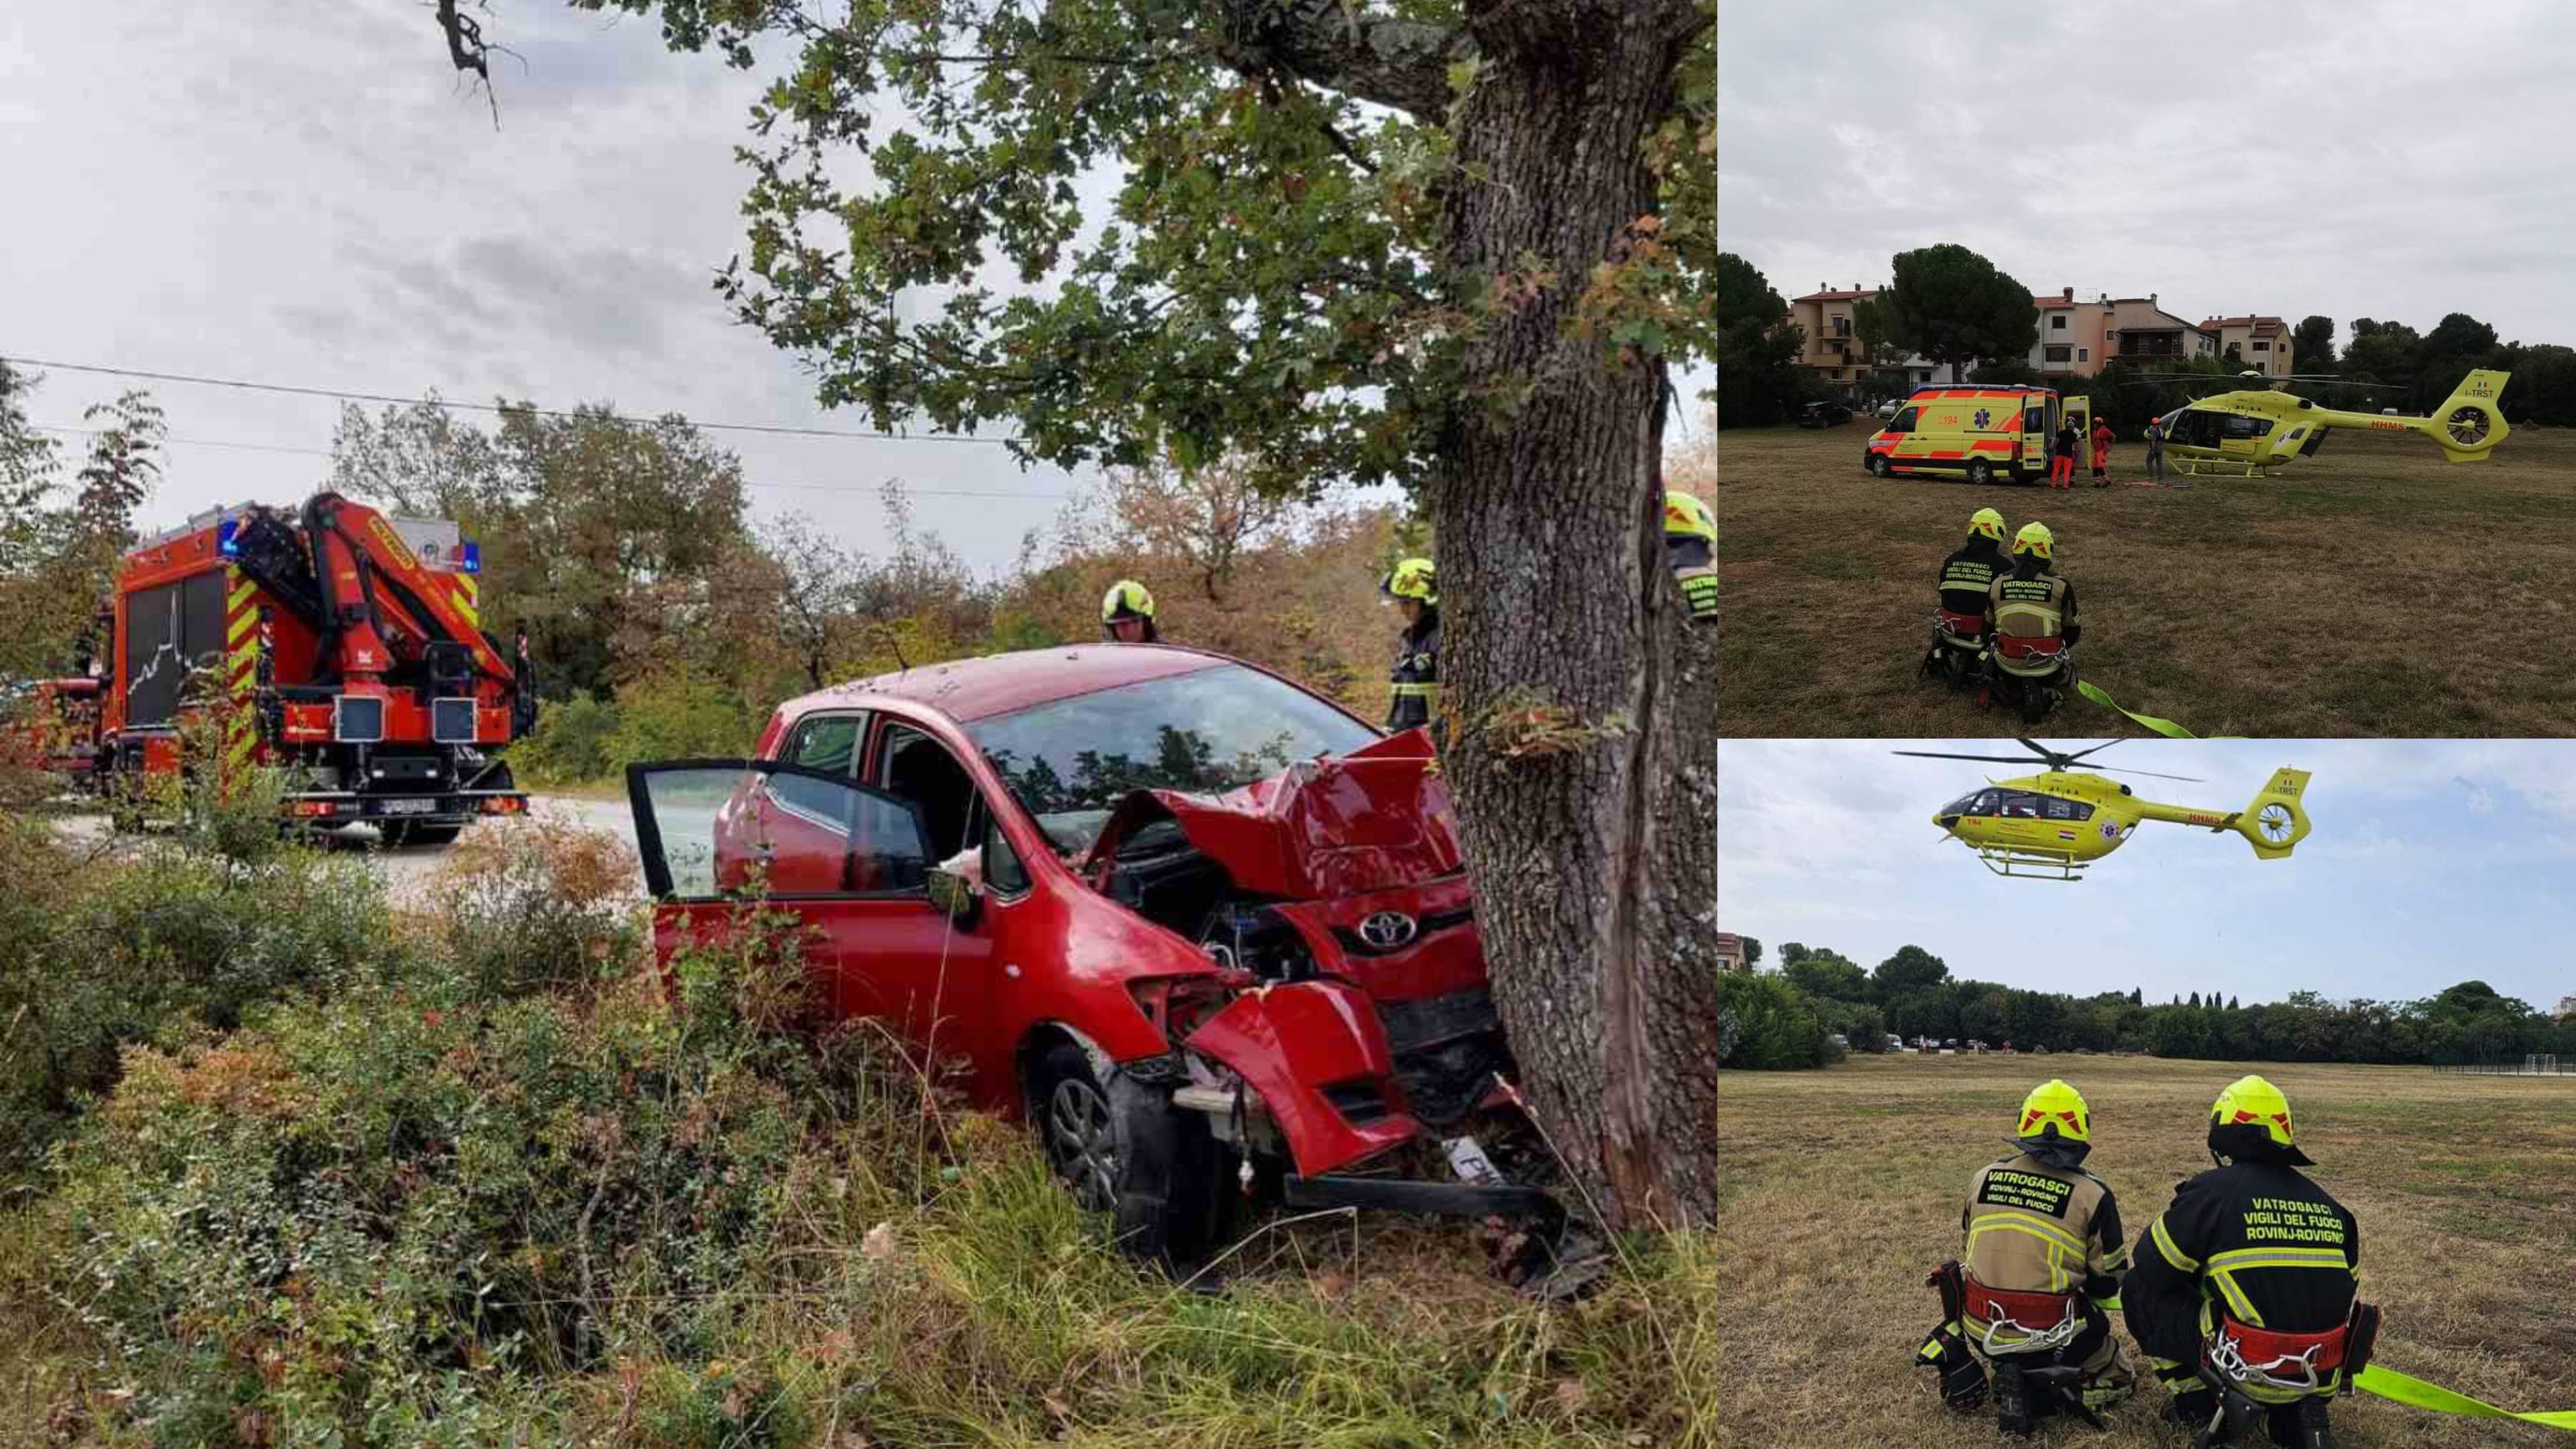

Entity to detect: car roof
[778,643,1241,727]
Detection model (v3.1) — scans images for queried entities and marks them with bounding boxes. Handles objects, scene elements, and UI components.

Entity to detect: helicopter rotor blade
[2092,765,2206,784]
[2057,740,2121,763]
[1890,750,2065,767]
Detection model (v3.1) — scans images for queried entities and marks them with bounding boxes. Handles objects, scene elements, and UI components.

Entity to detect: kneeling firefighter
[1984,522,2079,722]
[1923,507,2011,688]
[2123,1075,2376,1449]
[1921,1079,2136,1436]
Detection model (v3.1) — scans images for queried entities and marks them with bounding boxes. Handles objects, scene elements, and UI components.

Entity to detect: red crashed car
[627,644,1538,1259]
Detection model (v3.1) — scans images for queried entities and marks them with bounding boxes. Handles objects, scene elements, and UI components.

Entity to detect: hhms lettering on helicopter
[2124,368,2511,478]
[1898,739,2311,881]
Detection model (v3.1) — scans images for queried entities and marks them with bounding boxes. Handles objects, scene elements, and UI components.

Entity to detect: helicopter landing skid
[2169,457,2279,478]
[1972,846,2088,881]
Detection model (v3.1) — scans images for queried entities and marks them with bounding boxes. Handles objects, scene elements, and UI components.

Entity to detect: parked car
[625,645,1542,1261]
[1799,400,1854,428]
[1876,398,1902,419]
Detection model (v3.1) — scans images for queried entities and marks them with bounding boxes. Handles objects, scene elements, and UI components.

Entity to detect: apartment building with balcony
[1784,284,1956,394]
[2031,288,2222,376]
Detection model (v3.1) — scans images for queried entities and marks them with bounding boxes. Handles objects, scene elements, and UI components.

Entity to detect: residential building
[2031,287,2112,378]
[2200,315,2296,375]
[1783,284,1956,394]
[2105,296,2219,368]
[1716,932,1750,973]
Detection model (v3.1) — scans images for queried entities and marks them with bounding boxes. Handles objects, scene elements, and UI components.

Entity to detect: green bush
[1714,971,1831,1070]
[602,670,767,776]
[512,691,623,784]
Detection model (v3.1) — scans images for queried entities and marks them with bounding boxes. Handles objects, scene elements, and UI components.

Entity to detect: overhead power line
[2,354,1016,447]
[27,423,1083,502]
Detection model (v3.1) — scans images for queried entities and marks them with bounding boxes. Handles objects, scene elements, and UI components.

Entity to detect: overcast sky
[1719,739,2576,1014]
[1716,0,2576,346]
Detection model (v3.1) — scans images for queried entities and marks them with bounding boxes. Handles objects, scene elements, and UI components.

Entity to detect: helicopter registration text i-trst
[1897,740,2312,881]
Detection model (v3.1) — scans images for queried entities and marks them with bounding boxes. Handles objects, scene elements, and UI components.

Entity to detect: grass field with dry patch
[1711,1054,2576,1448]
[1711,424,2576,736]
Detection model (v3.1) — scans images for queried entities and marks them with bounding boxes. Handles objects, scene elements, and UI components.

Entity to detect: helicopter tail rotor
[2233,767,2314,861]
[2430,370,2511,462]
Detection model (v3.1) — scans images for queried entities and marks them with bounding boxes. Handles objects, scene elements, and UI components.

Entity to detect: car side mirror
[926,866,983,926]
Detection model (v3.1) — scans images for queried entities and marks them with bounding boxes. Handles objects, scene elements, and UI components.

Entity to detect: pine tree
[2190,991,2202,1010]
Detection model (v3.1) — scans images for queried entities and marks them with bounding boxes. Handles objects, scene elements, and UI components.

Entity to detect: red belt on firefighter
[1996,633,2066,663]
[1965,1278,2077,1332]
[2208,1312,2349,1393]
[1938,609,1988,639]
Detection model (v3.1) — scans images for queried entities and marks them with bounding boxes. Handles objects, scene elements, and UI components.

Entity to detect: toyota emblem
[1358,911,1418,949]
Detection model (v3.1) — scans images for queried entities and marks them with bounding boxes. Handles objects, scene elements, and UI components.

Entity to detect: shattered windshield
[967,663,1379,856]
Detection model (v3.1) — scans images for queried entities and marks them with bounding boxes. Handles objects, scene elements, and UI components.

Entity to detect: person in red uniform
[2090,416,2115,486]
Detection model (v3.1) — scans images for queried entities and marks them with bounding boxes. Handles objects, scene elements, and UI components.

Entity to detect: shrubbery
[1713,971,1833,1070]
[1,806,1712,1447]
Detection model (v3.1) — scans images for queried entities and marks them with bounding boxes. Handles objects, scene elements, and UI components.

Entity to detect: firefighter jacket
[1964,1150,2127,1313]
[1939,537,2011,619]
[1387,616,1440,732]
[1667,537,1715,622]
[2122,1162,2361,1399]
[1989,566,2080,646]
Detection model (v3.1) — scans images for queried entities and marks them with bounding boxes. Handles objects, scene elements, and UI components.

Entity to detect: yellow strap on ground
[2355,1366,2576,1429]
[2076,681,2242,740]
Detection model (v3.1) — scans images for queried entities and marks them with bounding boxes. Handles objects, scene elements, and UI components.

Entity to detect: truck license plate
[381,798,437,816]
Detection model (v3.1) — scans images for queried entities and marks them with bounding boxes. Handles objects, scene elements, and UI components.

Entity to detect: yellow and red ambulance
[1863,386,2090,486]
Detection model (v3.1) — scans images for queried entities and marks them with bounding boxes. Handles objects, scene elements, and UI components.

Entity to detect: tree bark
[1430,0,1719,1230]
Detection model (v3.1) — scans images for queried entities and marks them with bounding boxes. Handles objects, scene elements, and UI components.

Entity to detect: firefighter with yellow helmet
[2123,1075,2373,1447]
[1662,490,1715,623]
[1922,1079,2135,1436]
[1379,557,1440,733]
[1100,579,1160,643]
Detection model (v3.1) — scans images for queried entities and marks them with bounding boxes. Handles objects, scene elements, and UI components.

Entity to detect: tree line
[0,370,1434,788]
[1716,936,2576,1071]
[1715,243,2576,430]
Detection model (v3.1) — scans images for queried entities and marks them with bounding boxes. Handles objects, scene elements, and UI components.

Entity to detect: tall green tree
[1877,244,2039,380]
[1870,944,1950,1001]
[331,400,752,700]
[1714,252,1805,427]
[435,0,1723,1230]
[2290,315,2335,375]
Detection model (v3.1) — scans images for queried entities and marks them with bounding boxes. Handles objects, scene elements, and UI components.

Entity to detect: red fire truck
[89,492,535,843]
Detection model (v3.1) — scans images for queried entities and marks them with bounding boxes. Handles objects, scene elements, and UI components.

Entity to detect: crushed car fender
[1185,980,1423,1178]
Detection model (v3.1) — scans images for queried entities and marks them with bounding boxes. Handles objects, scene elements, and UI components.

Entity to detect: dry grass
[1709,424,2576,736]
[1710,1053,2576,1448]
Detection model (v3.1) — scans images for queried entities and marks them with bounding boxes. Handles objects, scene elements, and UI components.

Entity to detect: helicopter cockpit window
[1941,790,1987,817]
[1888,406,1920,433]
[1996,790,2043,818]
[2041,795,2094,822]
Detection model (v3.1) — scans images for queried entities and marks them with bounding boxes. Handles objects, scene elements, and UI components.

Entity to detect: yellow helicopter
[2133,368,2510,477]
[1897,739,2312,881]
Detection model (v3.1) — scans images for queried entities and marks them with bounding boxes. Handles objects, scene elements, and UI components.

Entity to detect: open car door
[627,759,987,1057]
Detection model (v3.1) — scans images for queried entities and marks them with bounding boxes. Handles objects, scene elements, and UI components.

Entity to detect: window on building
[1831,315,1851,336]
[2051,315,2068,331]
[1917,370,1931,383]
[2045,345,2072,362]
[2252,341,2269,352]
[2077,347,2088,362]
[1831,368,1845,380]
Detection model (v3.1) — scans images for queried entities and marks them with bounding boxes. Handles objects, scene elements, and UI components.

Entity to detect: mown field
[1711,423,2576,736]
[1709,1053,2576,1448]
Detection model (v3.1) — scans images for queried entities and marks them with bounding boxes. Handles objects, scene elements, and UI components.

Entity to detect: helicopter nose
[1933,813,1960,829]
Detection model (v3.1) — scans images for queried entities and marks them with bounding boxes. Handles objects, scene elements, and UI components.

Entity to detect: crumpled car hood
[1087,727,1465,900]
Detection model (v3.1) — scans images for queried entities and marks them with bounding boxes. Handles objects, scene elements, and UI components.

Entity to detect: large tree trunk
[1432,1,1719,1230]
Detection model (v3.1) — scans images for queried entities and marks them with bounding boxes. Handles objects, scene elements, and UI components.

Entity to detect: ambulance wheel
[1867,453,1890,477]
[1967,460,1994,486]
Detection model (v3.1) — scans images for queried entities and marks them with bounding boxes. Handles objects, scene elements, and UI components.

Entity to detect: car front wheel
[1029,1042,1228,1265]
[1866,452,1891,477]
